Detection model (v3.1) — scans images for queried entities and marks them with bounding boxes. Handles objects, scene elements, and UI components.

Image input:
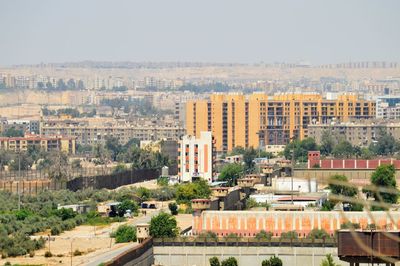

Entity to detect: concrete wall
[122,247,153,266]
[293,169,400,186]
[153,245,340,266]
[193,211,400,236]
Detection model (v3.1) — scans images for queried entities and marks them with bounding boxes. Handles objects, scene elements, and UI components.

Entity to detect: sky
[0,0,399,66]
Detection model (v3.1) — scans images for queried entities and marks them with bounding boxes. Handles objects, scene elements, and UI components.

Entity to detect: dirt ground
[0,203,193,266]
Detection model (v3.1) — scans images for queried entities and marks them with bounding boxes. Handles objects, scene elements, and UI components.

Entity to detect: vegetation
[111,225,137,243]
[284,138,319,162]
[197,231,218,241]
[209,256,221,266]
[326,175,361,211]
[221,257,238,266]
[368,164,398,210]
[218,163,244,186]
[307,229,331,240]
[175,180,211,204]
[168,202,178,215]
[280,231,298,240]
[149,212,178,238]
[255,230,273,241]
[262,255,283,266]
[321,254,340,266]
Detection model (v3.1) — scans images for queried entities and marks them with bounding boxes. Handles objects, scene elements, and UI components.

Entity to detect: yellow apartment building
[186,93,375,152]
[0,134,76,154]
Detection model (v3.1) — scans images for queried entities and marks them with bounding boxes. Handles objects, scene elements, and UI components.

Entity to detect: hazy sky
[1,0,399,66]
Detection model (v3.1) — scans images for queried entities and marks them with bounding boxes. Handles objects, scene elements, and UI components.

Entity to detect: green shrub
[255,230,273,240]
[221,257,238,266]
[209,256,220,266]
[112,225,137,243]
[280,230,298,240]
[51,225,62,235]
[73,249,82,256]
[307,229,331,240]
[44,251,52,257]
[168,202,178,215]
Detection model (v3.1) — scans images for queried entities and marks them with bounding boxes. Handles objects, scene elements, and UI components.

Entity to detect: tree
[8,153,33,171]
[332,140,354,158]
[111,225,137,243]
[255,230,273,241]
[175,180,211,204]
[320,130,336,156]
[37,82,45,90]
[320,254,340,266]
[370,164,398,210]
[113,163,127,173]
[149,212,178,238]
[66,79,76,90]
[218,163,244,186]
[71,159,82,169]
[262,256,283,266]
[105,136,123,161]
[280,231,298,239]
[168,202,178,215]
[243,147,258,172]
[77,80,85,90]
[307,229,330,240]
[328,175,359,211]
[56,79,67,90]
[369,130,400,156]
[117,200,138,217]
[221,257,238,266]
[209,257,220,266]
[2,127,24,137]
[284,138,318,162]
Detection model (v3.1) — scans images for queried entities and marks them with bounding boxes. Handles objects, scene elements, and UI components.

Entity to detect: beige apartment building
[40,122,185,145]
[307,121,400,147]
[0,134,76,154]
[187,93,376,152]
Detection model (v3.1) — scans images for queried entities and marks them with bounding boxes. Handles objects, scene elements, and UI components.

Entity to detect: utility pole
[18,150,21,210]
[291,138,295,205]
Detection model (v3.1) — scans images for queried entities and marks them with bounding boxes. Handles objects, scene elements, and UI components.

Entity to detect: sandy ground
[117,179,159,190]
[0,203,191,266]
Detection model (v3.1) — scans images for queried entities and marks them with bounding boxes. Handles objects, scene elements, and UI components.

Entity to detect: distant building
[179,131,215,182]
[0,119,40,134]
[187,93,375,152]
[376,95,400,120]
[307,121,400,147]
[0,134,76,154]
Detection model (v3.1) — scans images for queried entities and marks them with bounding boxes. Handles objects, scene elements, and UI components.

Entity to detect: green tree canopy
[111,224,137,243]
[321,254,340,266]
[262,256,283,266]
[209,257,220,266]
[149,212,178,238]
[320,130,336,156]
[332,140,354,158]
[218,163,244,186]
[175,180,211,204]
[370,164,398,209]
[284,138,318,162]
[221,257,238,266]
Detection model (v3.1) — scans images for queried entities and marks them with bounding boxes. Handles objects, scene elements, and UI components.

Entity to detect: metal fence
[0,167,114,181]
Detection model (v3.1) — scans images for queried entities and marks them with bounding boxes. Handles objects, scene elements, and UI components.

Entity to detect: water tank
[161,166,169,176]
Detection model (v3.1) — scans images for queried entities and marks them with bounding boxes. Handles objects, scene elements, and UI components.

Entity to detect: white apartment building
[179,131,214,183]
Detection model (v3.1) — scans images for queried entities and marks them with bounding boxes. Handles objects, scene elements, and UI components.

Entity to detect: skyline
[1,0,400,66]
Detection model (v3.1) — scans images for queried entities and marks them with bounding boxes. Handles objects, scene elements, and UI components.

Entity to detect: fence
[105,237,154,266]
[153,237,337,248]
[0,167,114,181]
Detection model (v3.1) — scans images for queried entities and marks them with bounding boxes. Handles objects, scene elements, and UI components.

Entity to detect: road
[84,209,162,266]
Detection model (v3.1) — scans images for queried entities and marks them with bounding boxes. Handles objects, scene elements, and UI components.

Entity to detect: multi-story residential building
[376,95,400,120]
[0,119,40,135]
[40,120,185,145]
[178,131,215,182]
[186,93,376,152]
[307,121,400,147]
[0,134,76,154]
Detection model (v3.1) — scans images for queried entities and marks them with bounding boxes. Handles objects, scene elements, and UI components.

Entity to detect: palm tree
[321,254,341,266]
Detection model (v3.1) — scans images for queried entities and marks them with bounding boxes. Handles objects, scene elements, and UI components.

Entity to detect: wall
[153,245,339,266]
[67,168,159,191]
[105,238,154,266]
[293,168,400,186]
[193,211,400,236]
